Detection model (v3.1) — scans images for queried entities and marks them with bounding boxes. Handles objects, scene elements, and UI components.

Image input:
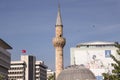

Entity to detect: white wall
[70,46,117,79]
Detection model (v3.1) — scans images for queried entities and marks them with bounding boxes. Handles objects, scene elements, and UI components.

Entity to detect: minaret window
[60,35,62,37]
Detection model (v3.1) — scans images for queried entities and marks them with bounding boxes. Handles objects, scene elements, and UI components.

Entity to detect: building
[52,4,66,79]
[8,61,25,80]
[8,55,47,80]
[0,39,12,79]
[57,65,96,80]
[8,55,36,80]
[70,41,118,80]
[22,55,36,80]
[36,61,48,80]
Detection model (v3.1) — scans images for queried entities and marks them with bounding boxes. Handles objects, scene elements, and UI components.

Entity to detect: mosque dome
[57,65,96,80]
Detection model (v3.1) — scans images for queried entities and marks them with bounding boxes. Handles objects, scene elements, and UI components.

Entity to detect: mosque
[52,3,96,80]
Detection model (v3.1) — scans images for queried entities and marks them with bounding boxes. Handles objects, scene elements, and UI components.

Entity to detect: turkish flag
[22,50,26,53]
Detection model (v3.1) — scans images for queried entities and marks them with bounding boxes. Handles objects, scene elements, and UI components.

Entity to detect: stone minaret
[52,4,66,79]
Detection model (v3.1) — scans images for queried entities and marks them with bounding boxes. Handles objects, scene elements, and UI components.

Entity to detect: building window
[105,50,111,58]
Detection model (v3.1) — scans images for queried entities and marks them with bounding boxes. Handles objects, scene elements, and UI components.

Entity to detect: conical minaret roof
[56,4,62,26]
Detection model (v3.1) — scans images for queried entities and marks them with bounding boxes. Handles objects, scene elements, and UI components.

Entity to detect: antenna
[74,56,76,65]
[57,0,60,10]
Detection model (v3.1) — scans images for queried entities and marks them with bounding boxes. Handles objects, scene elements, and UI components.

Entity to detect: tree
[48,74,55,80]
[0,74,4,80]
[102,42,120,80]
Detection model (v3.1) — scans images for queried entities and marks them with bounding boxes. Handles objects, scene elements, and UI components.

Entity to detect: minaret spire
[53,1,66,79]
[56,0,62,26]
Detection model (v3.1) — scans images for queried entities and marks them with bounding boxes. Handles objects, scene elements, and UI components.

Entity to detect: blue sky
[0,0,120,70]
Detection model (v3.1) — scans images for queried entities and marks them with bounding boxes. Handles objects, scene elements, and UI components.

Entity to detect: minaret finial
[58,0,60,10]
[56,0,62,26]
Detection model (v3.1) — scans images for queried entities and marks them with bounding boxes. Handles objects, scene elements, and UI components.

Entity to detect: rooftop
[57,65,96,80]
[77,41,115,47]
[0,39,12,49]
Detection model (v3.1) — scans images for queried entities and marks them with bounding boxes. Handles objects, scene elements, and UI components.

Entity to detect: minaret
[52,4,66,79]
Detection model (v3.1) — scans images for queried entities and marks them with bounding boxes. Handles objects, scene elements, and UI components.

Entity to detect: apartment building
[0,39,12,79]
[8,55,47,80]
[36,61,48,80]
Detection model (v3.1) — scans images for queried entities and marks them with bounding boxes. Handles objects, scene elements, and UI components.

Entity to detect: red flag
[22,50,26,53]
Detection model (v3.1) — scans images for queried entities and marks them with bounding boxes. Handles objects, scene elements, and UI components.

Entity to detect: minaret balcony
[53,37,66,48]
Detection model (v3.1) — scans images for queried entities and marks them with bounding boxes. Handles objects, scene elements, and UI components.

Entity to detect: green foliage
[48,74,55,80]
[0,74,4,80]
[102,43,120,80]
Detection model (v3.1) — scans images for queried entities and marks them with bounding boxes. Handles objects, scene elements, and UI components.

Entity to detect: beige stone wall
[55,26,63,37]
[55,47,63,78]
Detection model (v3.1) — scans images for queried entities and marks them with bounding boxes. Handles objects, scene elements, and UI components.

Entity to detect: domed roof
[57,65,96,80]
